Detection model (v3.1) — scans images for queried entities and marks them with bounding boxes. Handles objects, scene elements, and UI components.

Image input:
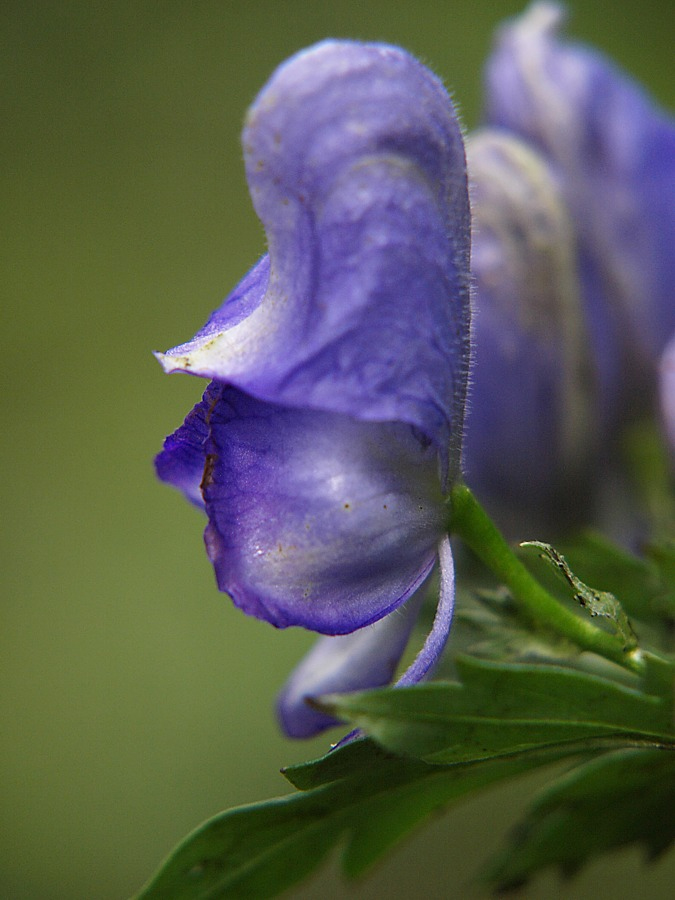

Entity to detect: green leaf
[336,747,567,879]
[557,531,675,630]
[132,790,341,899]
[133,738,575,899]
[455,588,578,664]
[133,657,674,898]
[282,733,395,790]
[647,539,675,596]
[319,657,674,765]
[521,541,638,649]
[622,418,675,539]
[487,749,675,890]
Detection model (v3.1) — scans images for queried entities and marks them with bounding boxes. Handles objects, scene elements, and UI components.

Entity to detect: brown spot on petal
[200,453,217,493]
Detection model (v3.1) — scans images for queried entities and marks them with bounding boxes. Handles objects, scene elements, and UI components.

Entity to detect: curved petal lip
[154,255,271,376]
[154,383,221,508]
[205,518,439,635]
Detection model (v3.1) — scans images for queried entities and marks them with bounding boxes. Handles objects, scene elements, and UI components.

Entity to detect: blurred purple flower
[464,128,596,531]
[464,2,675,530]
[485,2,675,391]
[155,42,471,736]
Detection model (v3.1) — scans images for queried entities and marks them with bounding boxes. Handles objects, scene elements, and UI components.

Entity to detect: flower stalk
[448,483,647,675]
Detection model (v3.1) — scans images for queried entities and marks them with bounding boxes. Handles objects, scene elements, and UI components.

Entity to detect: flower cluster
[156,4,674,737]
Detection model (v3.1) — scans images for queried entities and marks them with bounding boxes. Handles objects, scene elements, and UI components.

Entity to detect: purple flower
[464,129,596,530]
[464,3,675,529]
[155,42,470,736]
[484,1,675,406]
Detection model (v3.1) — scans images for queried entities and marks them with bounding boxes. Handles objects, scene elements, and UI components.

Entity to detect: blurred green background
[2,1,674,897]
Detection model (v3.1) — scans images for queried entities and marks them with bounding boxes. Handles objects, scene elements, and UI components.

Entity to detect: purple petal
[201,387,445,634]
[277,536,454,738]
[154,382,222,508]
[396,535,455,685]
[155,256,270,366]
[157,41,471,477]
[463,129,600,524]
[276,590,426,738]
[661,336,675,452]
[485,3,675,383]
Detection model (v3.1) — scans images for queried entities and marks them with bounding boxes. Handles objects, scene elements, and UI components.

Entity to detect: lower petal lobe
[201,386,444,634]
[276,591,425,738]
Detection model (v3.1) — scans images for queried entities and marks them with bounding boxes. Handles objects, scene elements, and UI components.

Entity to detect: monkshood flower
[155,42,471,737]
[484,2,675,419]
[463,128,597,530]
[464,2,675,529]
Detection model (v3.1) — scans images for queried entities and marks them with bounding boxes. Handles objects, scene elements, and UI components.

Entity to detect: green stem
[449,483,645,675]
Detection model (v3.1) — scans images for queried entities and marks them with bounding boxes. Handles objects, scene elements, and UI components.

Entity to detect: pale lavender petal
[277,537,454,738]
[155,256,270,367]
[485,3,675,383]
[201,387,445,634]
[276,590,425,738]
[396,536,455,686]
[157,41,471,475]
[661,336,675,452]
[464,129,599,524]
[301,537,453,742]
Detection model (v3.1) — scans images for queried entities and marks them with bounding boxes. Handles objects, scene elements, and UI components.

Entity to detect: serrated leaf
[282,734,395,790]
[521,541,638,649]
[132,737,578,899]
[132,789,341,900]
[487,749,675,890]
[558,531,675,629]
[133,657,674,899]
[319,657,674,765]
